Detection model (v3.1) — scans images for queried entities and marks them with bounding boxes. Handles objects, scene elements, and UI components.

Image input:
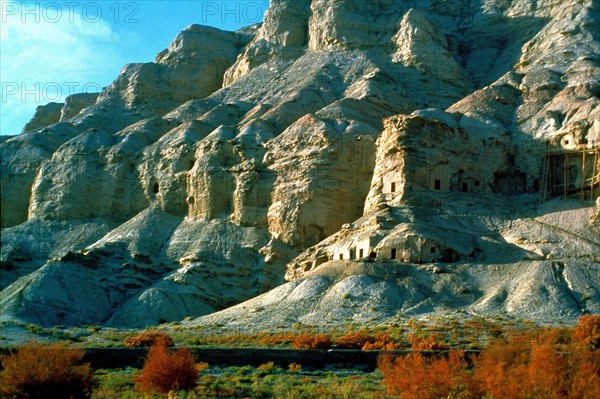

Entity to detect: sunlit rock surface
[1,0,598,328]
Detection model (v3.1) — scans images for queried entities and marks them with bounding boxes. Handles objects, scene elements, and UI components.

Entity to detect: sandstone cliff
[1,0,598,328]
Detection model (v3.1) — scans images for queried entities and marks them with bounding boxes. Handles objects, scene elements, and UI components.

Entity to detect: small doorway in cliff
[462,182,469,192]
[391,182,396,193]
[391,248,397,259]
[434,179,441,190]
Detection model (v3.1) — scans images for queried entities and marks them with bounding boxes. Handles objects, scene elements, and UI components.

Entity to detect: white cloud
[0,0,126,134]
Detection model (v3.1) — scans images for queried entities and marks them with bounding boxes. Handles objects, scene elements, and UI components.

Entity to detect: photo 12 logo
[200,1,269,24]
[2,82,102,104]
[1,1,140,24]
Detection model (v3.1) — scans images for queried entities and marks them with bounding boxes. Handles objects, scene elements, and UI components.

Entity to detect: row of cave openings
[331,237,460,265]
[386,149,599,200]
[389,177,482,194]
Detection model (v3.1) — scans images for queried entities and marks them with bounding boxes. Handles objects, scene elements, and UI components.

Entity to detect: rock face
[22,103,64,132]
[60,93,99,121]
[194,259,600,330]
[363,112,513,213]
[223,0,311,85]
[103,25,249,113]
[1,0,599,328]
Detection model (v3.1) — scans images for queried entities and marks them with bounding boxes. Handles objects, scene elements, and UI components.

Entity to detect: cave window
[430,246,436,254]
[152,182,159,194]
[391,248,397,260]
[475,180,480,187]
[434,179,441,190]
[391,182,396,193]
[564,139,569,145]
[339,254,344,260]
[359,249,364,258]
[462,182,469,192]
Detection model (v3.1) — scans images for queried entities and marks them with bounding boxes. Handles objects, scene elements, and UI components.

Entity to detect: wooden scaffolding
[539,147,600,203]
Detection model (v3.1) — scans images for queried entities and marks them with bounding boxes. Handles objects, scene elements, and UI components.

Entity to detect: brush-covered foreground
[1,315,598,398]
[94,364,384,399]
[0,314,549,350]
[379,315,600,399]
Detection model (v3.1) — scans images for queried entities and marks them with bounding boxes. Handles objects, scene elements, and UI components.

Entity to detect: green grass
[91,365,386,398]
[2,315,545,351]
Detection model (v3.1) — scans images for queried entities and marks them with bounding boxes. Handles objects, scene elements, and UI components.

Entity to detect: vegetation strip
[0,346,480,370]
[82,348,480,370]
[1,315,598,398]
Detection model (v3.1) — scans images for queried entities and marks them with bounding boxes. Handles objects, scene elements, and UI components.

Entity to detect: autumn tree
[0,342,94,399]
[135,340,198,394]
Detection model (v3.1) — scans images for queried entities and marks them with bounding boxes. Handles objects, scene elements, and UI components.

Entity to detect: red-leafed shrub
[292,334,332,349]
[378,318,600,399]
[527,341,568,398]
[473,328,600,399]
[568,317,600,399]
[362,341,404,351]
[0,342,94,399]
[379,351,477,399]
[135,341,198,394]
[573,314,600,351]
[335,331,375,349]
[408,332,448,351]
[569,360,600,399]
[124,330,174,348]
[472,331,533,399]
[362,333,404,351]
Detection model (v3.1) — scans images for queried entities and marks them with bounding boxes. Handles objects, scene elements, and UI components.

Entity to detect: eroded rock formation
[1,0,598,328]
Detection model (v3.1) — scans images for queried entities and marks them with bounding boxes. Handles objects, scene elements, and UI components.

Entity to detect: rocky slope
[1,0,599,329]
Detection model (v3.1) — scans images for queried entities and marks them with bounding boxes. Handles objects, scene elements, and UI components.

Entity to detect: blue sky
[0,0,269,135]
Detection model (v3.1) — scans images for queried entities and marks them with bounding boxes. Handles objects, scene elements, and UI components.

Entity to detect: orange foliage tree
[408,332,449,351]
[292,333,332,349]
[573,314,600,351]
[362,333,404,351]
[379,351,478,399]
[124,330,174,348]
[472,331,534,399]
[335,330,375,349]
[135,341,198,394]
[0,342,94,399]
[569,360,600,399]
[568,314,600,399]
[380,315,600,399]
